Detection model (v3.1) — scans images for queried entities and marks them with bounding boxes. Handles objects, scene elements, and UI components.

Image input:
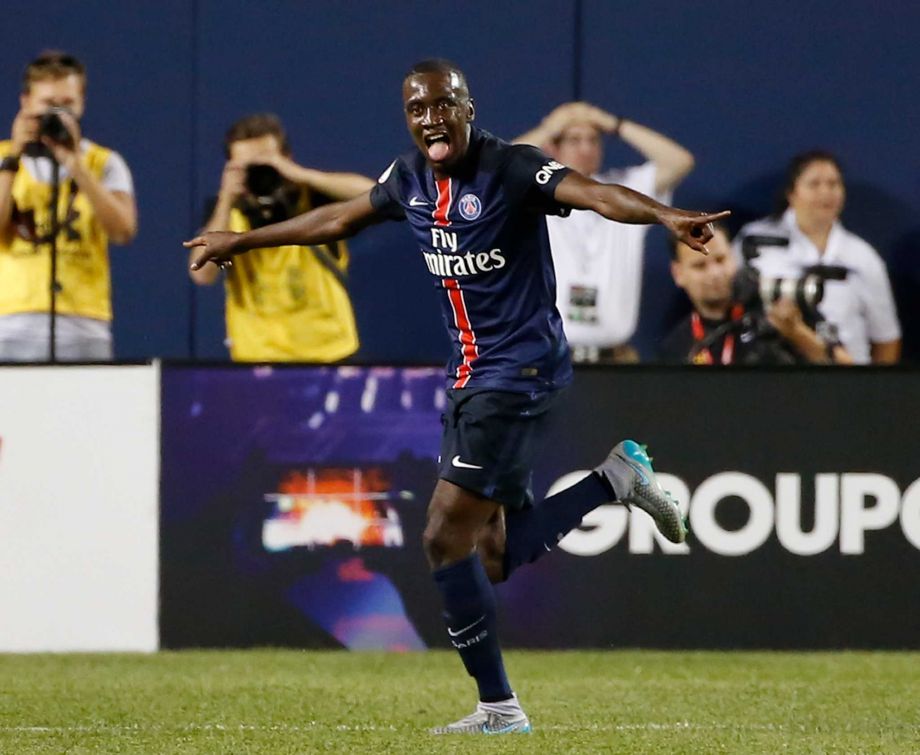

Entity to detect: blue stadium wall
[2,0,918,362]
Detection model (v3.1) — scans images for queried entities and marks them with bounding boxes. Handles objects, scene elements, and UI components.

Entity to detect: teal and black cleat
[596,439,688,544]
[431,705,532,735]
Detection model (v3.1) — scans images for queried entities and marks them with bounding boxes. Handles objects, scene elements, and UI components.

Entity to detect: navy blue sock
[432,553,512,703]
[503,472,612,579]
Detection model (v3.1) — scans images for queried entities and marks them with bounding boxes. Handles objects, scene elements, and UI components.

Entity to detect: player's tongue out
[427,139,449,161]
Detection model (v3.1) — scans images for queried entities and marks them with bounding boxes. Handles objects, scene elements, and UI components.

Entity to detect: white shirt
[734,209,900,363]
[549,162,666,348]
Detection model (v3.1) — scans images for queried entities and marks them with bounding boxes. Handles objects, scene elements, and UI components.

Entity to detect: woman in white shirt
[734,151,901,364]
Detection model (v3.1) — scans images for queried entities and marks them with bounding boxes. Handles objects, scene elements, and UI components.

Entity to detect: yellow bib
[224,190,359,362]
[0,140,114,320]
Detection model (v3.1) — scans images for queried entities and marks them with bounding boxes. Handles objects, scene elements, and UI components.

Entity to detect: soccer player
[185,59,728,735]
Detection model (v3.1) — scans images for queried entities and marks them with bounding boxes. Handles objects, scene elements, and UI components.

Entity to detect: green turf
[0,650,918,753]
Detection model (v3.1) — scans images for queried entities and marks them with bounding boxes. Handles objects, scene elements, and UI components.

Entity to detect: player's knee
[422,519,473,569]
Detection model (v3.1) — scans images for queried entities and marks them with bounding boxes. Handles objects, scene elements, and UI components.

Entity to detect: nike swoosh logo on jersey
[447,615,486,637]
[451,455,484,470]
[409,196,429,207]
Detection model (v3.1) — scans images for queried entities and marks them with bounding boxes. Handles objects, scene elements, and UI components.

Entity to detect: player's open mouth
[424,133,450,161]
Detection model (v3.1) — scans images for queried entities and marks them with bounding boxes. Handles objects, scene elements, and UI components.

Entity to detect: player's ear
[467,98,475,122]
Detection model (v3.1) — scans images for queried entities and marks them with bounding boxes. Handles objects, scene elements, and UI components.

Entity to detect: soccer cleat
[596,439,688,543]
[431,703,532,735]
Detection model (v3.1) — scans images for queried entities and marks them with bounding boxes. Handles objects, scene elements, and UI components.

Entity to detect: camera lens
[245,164,283,198]
[38,108,72,146]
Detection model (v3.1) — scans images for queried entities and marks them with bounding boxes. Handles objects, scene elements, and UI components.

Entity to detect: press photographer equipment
[736,235,848,316]
[689,235,849,364]
[242,164,297,228]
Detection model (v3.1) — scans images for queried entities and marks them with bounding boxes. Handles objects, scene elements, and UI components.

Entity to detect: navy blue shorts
[438,388,561,510]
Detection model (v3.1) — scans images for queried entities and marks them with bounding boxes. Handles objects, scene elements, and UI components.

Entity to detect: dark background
[3,1,918,362]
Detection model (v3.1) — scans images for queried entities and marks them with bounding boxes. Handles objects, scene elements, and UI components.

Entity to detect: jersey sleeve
[368,158,406,221]
[502,144,572,216]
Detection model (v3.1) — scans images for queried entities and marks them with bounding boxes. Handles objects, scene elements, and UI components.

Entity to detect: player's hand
[661,209,731,254]
[184,231,242,271]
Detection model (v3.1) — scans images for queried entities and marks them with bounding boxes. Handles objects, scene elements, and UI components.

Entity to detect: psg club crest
[458,193,482,220]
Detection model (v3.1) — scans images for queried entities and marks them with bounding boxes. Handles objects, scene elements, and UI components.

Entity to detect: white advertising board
[0,365,159,651]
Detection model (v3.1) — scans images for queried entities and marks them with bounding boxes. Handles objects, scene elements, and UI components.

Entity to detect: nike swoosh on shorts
[451,455,484,470]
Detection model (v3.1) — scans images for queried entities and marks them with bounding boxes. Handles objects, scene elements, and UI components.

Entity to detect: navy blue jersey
[370,127,573,393]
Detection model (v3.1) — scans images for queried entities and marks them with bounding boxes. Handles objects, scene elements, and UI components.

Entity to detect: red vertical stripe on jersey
[433,178,452,227]
[443,278,478,388]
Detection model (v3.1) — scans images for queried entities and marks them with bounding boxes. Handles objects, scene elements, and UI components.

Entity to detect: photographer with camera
[189,113,372,362]
[734,151,900,364]
[660,226,852,365]
[0,51,137,361]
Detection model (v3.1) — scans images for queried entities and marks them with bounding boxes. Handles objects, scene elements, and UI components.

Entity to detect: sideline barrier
[0,365,159,652]
[2,363,916,651]
[159,364,920,650]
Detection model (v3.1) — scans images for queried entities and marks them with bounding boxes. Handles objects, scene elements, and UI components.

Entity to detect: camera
[241,164,296,228]
[245,164,283,198]
[38,107,74,147]
[735,235,847,316]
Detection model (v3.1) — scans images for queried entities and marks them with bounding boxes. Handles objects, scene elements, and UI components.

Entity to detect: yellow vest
[224,190,359,362]
[0,139,114,320]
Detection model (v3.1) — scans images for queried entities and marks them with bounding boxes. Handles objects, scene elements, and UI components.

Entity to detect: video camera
[240,163,297,228]
[734,235,848,317]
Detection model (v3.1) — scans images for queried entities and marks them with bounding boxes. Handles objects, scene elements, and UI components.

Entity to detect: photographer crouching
[0,51,137,361]
[189,113,373,362]
[659,225,852,365]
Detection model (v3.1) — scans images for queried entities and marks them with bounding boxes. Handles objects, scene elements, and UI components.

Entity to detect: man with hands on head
[190,113,372,362]
[0,51,137,361]
[515,101,695,363]
[186,59,727,735]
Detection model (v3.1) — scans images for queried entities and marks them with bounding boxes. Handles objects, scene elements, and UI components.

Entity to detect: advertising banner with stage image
[160,364,920,650]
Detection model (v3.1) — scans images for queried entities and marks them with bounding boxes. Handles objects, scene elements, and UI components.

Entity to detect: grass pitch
[1,650,918,753]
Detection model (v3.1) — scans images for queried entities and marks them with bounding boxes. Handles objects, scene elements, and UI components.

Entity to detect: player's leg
[425,480,530,734]
[428,390,542,735]
[495,441,688,581]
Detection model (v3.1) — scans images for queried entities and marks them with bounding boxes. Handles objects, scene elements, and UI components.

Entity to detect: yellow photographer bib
[0,140,114,321]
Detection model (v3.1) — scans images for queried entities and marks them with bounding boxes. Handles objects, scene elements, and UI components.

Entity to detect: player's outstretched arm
[553,170,728,253]
[185,191,381,270]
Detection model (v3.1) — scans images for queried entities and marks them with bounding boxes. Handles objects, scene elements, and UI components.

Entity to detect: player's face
[555,122,603,176]
[672,230,736,314]
[20,75,86,119]
[787,160,845,229]
[403,71,474,175]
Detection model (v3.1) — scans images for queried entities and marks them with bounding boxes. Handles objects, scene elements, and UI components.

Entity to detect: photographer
[659,226,852,365]
[0,51,137,361]
[734,151,900,364]
[190,113,372,362]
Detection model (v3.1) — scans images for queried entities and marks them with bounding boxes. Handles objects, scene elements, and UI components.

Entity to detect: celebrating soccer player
[185,59,728,735]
